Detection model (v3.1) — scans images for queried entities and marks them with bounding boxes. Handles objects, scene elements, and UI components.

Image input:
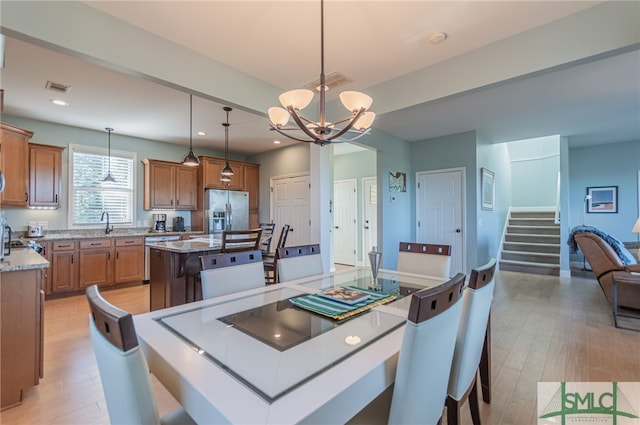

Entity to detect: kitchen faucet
[100,212,113,234]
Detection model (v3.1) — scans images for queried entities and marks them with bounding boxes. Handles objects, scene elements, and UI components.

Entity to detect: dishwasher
[144,234,181,282]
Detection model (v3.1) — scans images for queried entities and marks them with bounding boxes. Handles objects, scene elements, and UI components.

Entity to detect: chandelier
[268,0,375,146]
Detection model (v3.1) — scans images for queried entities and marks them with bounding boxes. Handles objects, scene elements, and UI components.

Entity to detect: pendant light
[103,127,116,182]
[182,94,200,166]
[220,106,234,182]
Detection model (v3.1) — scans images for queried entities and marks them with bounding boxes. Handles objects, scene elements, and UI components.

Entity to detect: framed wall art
[389,172,406,192]
[481,168,495,211]
[586,186,618,213]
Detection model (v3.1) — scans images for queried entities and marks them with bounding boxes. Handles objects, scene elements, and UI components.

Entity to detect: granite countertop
[0,248,49,273]
[15,228,203,242]
[146,235,223,254]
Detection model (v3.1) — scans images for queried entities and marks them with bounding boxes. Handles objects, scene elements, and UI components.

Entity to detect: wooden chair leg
[446,395,461,425]
[469,376,482,425]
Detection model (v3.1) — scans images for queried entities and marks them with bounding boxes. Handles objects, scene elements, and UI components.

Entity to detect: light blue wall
[568,140,640,241]
[409,131,481,271]
[246,143,310,224]
[334,149,377,262]
[477,134,511,268]
[1,115,229,232]
[508,136,560,207]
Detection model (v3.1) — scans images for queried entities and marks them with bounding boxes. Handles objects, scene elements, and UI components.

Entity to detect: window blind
[71,148,135,225]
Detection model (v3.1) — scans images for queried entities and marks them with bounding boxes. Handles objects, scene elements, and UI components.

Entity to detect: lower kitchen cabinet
[1,267,44,410]
[114,237,144,283]
[51,241,78,294]
[46,236,144,297]
[78,239,113,289]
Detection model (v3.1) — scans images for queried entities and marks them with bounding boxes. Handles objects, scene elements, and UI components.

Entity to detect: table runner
[290,286,397,321]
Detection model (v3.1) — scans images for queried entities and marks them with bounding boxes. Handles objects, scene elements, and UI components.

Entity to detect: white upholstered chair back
[446,258,497,425]
[86,285,195,425]
[200,250,265,299]
[387,273,466,425]
[397,242,452,278]
[276,244,323,282]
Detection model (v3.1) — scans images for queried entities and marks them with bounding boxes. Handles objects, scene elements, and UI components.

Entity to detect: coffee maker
[152,213,167,232]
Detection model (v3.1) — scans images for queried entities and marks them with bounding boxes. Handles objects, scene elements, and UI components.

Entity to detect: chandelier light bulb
[268,107,291,127]
[353,111,376,131]
[279,89,314,110]
[339,91,373,113]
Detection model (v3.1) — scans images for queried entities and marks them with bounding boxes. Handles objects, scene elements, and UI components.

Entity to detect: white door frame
[415,167,466,274]
[362,176,377,266]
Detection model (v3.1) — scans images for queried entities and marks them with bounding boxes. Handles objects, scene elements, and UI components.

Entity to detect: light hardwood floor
[1,270,639,425]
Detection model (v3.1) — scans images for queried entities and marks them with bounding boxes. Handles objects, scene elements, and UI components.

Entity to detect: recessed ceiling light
[50,99,69,106]
[427,32,448,45]
[197,131,206,136]
[273,140,281,144]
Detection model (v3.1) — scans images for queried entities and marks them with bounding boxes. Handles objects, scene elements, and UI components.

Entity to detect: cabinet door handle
[171,199,174,206]
[25,192,29,202]
[108,252,111,260]
[90,242,101,246]
[116,251,119,260]
[55,194,58,203]
[71,255,74,264]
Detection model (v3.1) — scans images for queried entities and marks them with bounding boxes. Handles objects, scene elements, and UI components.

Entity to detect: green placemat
[290,286,397,321]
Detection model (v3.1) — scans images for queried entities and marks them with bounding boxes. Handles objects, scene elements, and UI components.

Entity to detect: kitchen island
[0,248,49,410]
[146,236,223,311]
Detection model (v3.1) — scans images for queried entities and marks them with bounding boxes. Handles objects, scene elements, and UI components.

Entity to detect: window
[69,144,136,227]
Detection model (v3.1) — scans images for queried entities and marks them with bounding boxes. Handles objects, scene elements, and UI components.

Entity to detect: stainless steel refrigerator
[205,189,249,234]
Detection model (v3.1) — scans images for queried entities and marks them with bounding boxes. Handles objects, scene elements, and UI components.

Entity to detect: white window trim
[67,143,137,229]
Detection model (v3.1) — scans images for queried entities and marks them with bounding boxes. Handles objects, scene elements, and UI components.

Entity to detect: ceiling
[1,1,638,156]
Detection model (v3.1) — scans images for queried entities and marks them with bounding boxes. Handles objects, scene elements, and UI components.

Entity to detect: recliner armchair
[572,231,640,310]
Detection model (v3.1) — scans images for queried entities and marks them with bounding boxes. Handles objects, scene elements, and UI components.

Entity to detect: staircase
[499,210,560,276]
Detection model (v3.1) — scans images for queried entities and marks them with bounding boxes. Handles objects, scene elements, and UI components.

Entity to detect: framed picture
[586,186,618,213]
[389,172,406,192]
[481,168,494,211]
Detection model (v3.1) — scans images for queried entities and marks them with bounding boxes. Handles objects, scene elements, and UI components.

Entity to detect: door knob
[456,228,462,233]
[334,226,339,229]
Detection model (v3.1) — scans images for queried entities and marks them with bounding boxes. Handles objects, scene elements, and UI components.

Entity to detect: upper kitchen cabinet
[201,156,245,191]
[142,159,197,210]
[1,123,32,207]
[29,143,64,208]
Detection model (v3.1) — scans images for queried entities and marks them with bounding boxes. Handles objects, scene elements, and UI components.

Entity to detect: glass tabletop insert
[156,286,406,402]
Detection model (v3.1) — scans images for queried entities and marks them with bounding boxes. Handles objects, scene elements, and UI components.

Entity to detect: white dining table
[134,267,446,424]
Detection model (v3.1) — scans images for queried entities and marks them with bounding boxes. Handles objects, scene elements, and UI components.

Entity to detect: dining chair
[199,250,265,299]
[259,222,276,255]
[446,258,497,425]
[349,273,466,424]
[221,228,262,253]
[86,285,196,425]
[264,224,290,284]
[276,243,323,282]
[398,241,452,278]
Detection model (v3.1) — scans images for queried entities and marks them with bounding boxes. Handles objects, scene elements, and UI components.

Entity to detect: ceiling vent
[45,80,71,94]
[302,71,353,92]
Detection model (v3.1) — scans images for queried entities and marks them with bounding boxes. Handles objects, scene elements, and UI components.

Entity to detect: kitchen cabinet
[0,122,32,207]
[191,155,260,232]
[51,241,78,294]
[78,239,113,289]
[202,157,244,190]
[244,163,260,228]
[39,242,52,294]
[29,143,64,208]
[0,267,45,410]
[143,159,197,210]
[114,237,144,283]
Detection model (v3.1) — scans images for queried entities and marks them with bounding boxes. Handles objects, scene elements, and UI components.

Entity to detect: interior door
[333,179,357,265]
[416,169,465,274]
[362,177,378,265]
[271,174,311,247]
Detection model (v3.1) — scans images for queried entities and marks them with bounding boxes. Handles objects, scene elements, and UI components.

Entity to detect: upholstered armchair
[571,231,640,310]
